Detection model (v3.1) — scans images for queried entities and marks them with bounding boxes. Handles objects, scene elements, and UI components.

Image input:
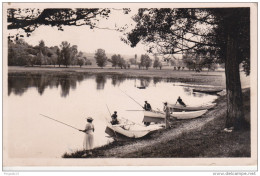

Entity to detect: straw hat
[86,117,93,121]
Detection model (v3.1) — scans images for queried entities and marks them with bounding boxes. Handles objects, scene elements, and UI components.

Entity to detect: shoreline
[8,66,226,87]
[63,88,250,158]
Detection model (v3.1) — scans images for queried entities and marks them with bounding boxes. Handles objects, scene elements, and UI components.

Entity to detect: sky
[9,8,148,56]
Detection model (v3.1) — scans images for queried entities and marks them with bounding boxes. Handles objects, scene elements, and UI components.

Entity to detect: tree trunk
[225,33,245,130]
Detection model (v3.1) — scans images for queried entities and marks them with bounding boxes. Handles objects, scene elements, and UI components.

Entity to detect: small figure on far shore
[111,111,119,125]
[163,102,171,129]
[176,96,186,107]
[143,101,152,111]
[79,117,95,157]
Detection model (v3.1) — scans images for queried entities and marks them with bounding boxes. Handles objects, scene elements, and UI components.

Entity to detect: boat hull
[193,89,223,94]
[143,109,208,121]
[172,110,207,119]
[106,121,151,138]
[168,103,216,111]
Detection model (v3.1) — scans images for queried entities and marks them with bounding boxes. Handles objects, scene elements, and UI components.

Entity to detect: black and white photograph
[2,2,257,171]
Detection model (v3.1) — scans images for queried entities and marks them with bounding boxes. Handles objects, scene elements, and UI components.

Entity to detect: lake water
[7,73,219,158]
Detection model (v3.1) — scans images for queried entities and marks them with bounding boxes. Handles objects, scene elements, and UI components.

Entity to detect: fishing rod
[39,114,80,131]
[126,110,145,111]
[119,88,144,109]
[106,104,112,116]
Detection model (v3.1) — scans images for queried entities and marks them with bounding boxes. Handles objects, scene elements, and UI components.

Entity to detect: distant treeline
[8,39,221,71]
[8,39,92,67]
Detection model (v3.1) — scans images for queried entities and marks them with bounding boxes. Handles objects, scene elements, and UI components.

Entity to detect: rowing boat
[171,109,207,119]
[137,86,146,89]
[143,109,208,122]
[193,88,223,94]
[168,103,216,111]
[106,118,161,138]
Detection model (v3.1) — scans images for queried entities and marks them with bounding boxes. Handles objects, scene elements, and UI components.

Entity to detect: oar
[39,114,80,131]
[119,88,144,109]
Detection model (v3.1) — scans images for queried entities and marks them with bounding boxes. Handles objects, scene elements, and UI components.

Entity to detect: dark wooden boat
[193,88,223,94]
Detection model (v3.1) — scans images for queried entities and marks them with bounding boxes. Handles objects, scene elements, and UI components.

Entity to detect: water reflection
[8,73,216,98]
[9,73,158,96]
[111,74,126,87]
[192,92,206,97]
[182,87,193,96]
[153,77,163,85]
[95,74,107,90]
[8,73,90,97]
[139,77,151,87]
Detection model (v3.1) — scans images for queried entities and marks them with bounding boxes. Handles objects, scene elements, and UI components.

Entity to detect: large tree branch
[7,8,107,32]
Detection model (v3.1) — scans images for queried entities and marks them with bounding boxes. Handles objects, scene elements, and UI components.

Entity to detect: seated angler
[111,111,119,125]
[143,101,152,111]
[176,96,186,107]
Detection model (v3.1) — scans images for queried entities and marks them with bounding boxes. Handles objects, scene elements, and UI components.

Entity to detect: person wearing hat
[143,101,152,111]
[176,96,186,107]
[111,111,119,125]
[163,102,171,129]
[79,117,95,157]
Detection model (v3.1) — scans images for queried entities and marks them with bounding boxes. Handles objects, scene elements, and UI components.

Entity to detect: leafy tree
[183,51,205,71]
[56,48,62,67]
[111,54,120,68]
[8,41,17,65]
[76,51,85,67]
[8,39,30,66]
[153,54,161,69]
[70,45,78,65]
[140,54,152,69]
[94,48,107,68]
[129,58,136,65]
[60,41,71,67]
[134,54,137,67]
[159,62,162,70]
[202,57,217,72]
[183,57,196,71]
[117,55,126,69]
[26,54,36,66]
[36,51,44,66]
[37,40,47,65]
[85,57,92,65]
[126,8,250,130]
[153,58,160,69]
[48,46,59,67]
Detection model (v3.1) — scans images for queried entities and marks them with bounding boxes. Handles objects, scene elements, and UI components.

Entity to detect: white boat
[106,118,160,138]
[143,109,208,121]
[171,109,208,119]
[168,103,216,111]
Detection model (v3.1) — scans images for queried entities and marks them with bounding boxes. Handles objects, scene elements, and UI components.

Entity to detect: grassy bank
[63,88,250,158]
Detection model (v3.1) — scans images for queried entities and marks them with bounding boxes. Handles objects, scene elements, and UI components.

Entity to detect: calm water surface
[7,73,218,158]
